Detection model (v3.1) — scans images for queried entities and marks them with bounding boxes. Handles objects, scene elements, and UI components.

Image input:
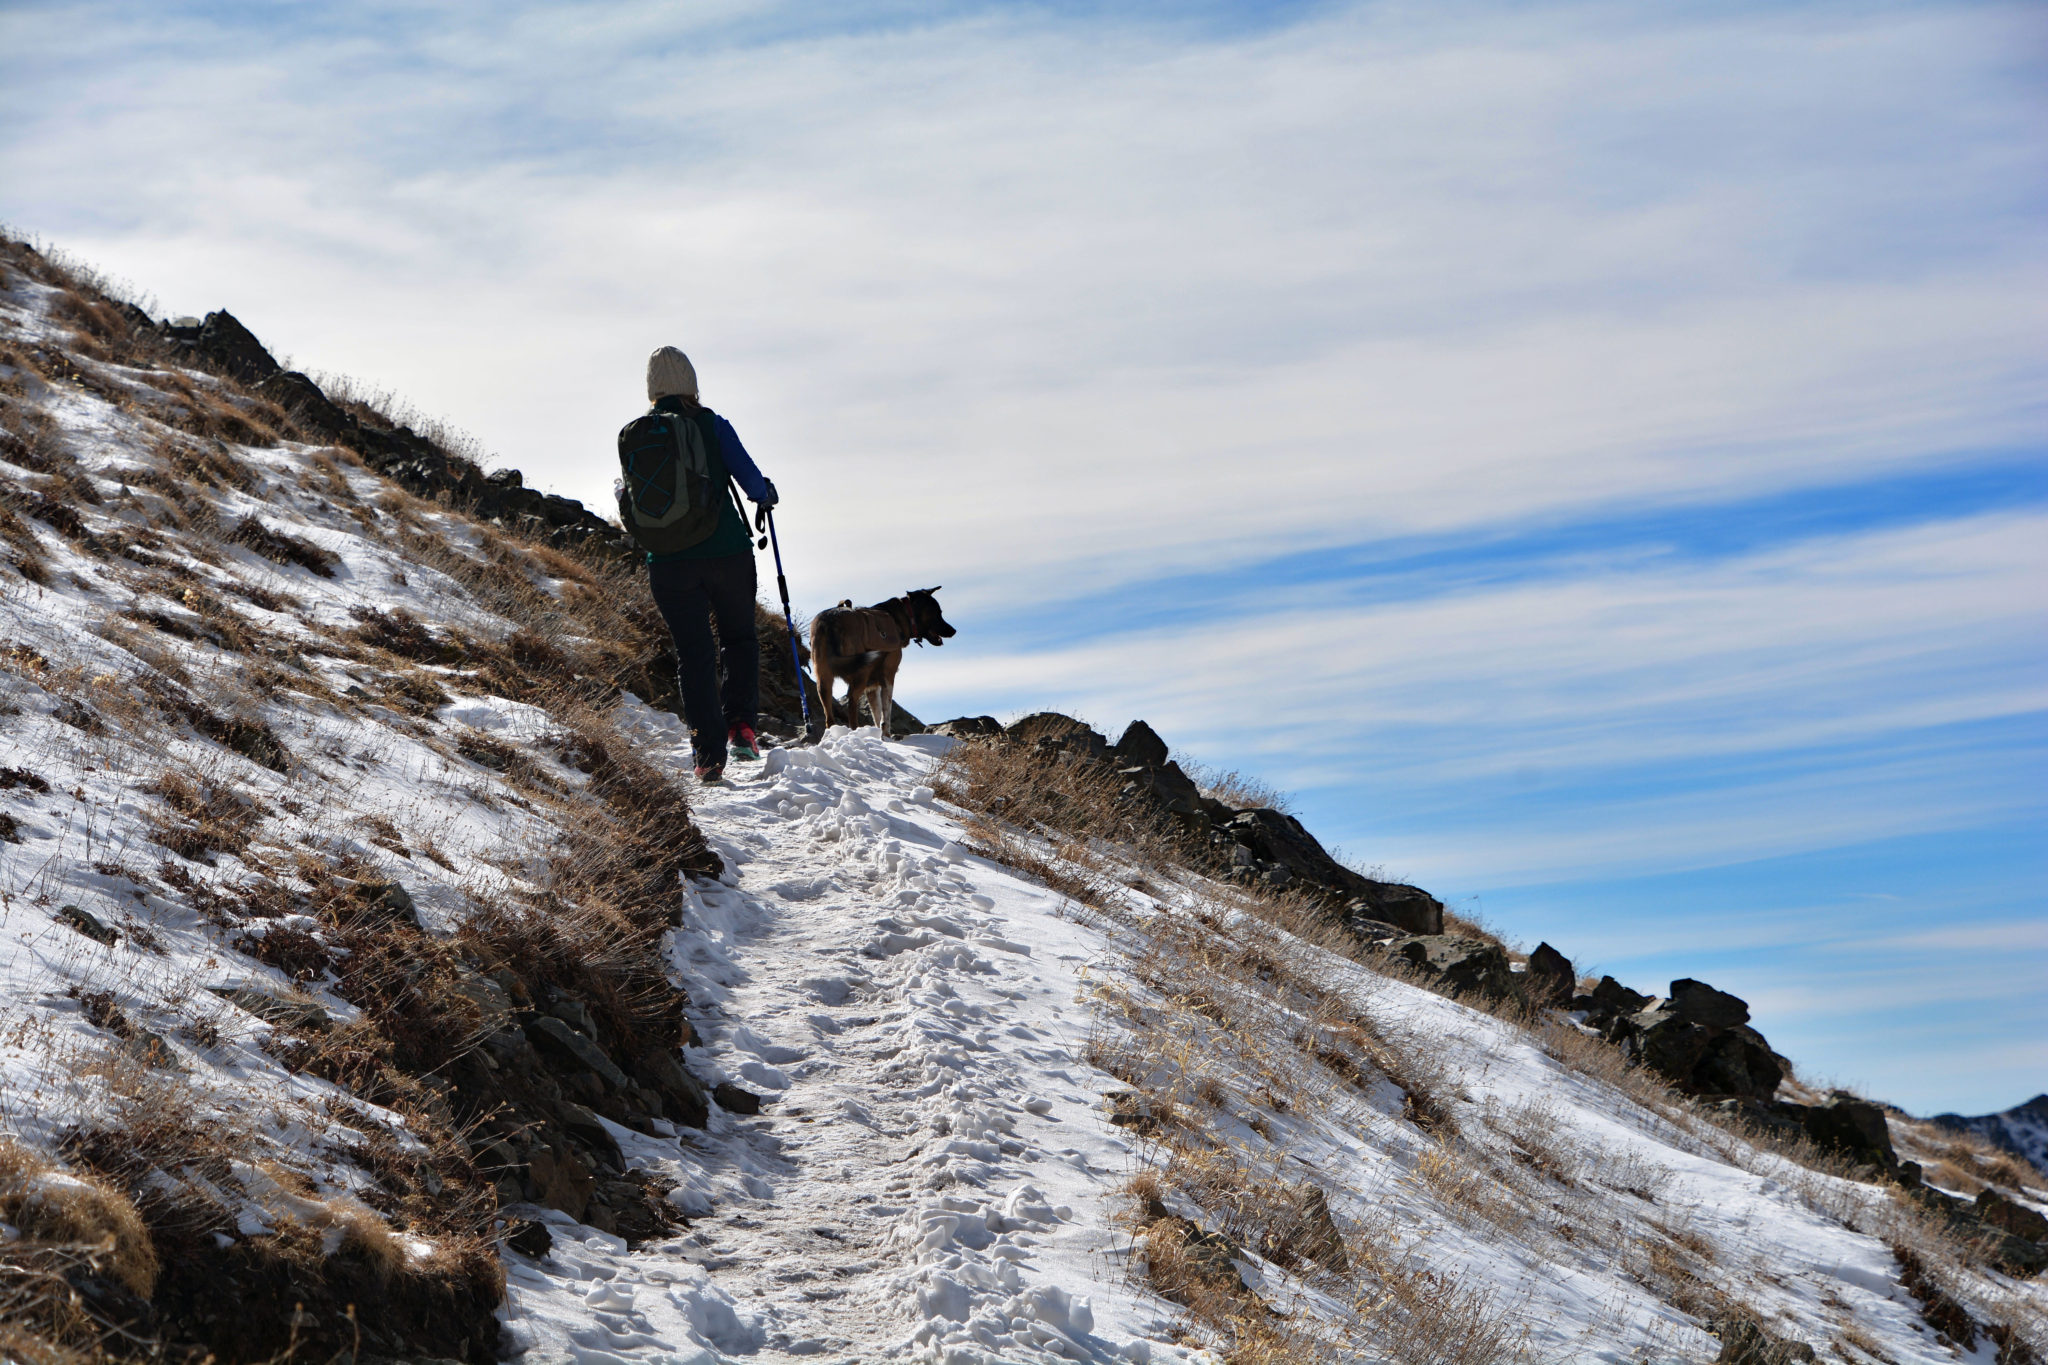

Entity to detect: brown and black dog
[809,588,956,735]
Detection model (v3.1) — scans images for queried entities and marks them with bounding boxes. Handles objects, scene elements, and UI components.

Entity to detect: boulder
[1796,1092,1897,1170]
[164,310,281,384]
[524,1015,630,1091]
[932,716,1002,738]
[1226,809,1445,934]
[1341,882,1445,937]
[210,985,332,1034]
[713,1081,762,1115]
[1112,719,1171,769]
[1008,712,1108,759]
[55,905,119,946]
[1120,760,1204,816]
[1616,1008,1783,1102]
[1974,1188,2048,1243]
[351,880,421,930]
[1714,1315,1816,1363]
[1524,942,1575,1007]
[1691,1027,1785,1101]
[503,1219,553,1260]
[1573,975,1650,1026]
[634,1048,710,1129]
[257,370,354,439]
[1384,935,1516,1000]
[1668,978,1750,1029]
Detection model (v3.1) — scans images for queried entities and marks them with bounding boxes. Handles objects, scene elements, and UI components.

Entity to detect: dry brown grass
[0,1139,158,1297]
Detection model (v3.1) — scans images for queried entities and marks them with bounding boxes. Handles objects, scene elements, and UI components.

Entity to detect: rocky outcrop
[447,962,702,1242]
[1897,1179,2048,1278]
[160,310,630,555]
[1381,935,1516,1000]
[1524,942,1575,1006]
[1579,976,1786,1103]
[942,711,1446,936]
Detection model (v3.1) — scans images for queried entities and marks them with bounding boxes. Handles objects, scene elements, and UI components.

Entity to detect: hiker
[618,346,778,782]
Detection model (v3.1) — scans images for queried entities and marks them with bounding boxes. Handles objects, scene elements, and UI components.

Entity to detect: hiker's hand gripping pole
[765,507,813,737]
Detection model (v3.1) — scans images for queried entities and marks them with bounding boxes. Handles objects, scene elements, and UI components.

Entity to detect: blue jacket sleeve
[713,415,769,503]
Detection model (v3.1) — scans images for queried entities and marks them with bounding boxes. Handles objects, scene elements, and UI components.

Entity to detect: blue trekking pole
[763,507,813,738]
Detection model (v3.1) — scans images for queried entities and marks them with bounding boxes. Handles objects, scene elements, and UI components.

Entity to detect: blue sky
[3,0,2042,1113]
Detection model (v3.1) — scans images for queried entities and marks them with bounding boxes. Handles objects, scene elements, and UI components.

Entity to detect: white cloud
[4,1,2041,603]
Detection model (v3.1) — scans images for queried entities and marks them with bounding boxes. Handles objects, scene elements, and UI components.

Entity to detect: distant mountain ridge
[1933,1094,2048,1176]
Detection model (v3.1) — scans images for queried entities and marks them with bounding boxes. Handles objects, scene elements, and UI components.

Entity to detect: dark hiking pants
[647,552,759,757]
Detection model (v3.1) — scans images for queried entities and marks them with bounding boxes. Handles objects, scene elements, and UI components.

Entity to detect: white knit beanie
[647,346,698,401]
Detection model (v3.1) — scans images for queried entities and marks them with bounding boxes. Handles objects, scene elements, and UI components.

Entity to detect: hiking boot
[728,722,761,761]
[694,758,726,784]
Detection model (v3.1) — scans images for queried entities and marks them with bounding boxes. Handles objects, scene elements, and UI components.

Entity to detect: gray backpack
[616,407,722,555]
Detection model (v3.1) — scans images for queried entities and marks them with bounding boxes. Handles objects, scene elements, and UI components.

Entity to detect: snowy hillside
[2,236,2044,1364]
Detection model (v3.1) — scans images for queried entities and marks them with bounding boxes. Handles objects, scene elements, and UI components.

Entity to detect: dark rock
[503,1219,553,1259]
[62,1266,156,1339]
[55,904,118,946]
[1008,712,1108,759]
[447,972,513,1029]
[524,1015,630,1091]
[634,1048,710,1129]
[553,1100,623,1164]
[1976,1188,2048,1242]
[1121,760,1203,816]
[713,1081,762,1114]
[165,310,281,384]
[1341,881,1443,937]
[1384,935,1516,1000]
[1284,1185,1349,1273]
[1112,719,1171,769]
[932,716,1002,737]
[1106,1090,1170,1134]
[1798,1092,1897,1169]
[526,1142,594,1219]
[351,880,420,930]
[210,985,332,1033]
[1691,1027,1785,1100]
[888,700,927,736]
[1714,1315,1816,1363]
[257,370,354,439]
[1148,1212,1242,1284]
[1668,978,1750,1029]
[1524,942,1574,1007]
[1573,975,1651,1025]
[1227,808,1445,934]
[546,997,599,1038]
[1710,1097,1810,1144]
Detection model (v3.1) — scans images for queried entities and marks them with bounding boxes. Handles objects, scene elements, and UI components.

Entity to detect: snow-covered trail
[499,720,1194,1365]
